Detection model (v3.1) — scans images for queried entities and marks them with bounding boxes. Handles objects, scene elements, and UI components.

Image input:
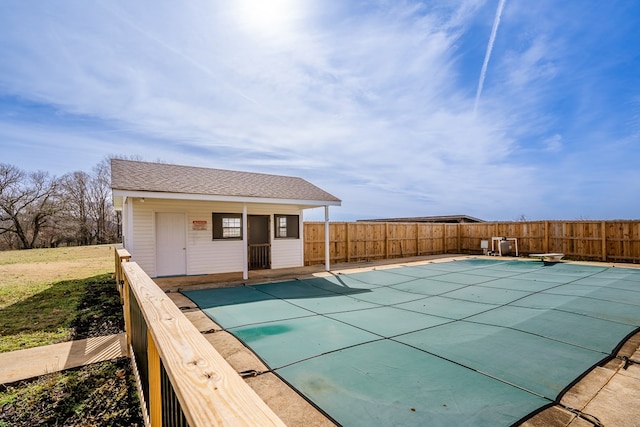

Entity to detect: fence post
[544,221,549,253]
[115,249,120,284]
[147,330,162,426]
[116,247,133,357]
[442,224,447,253]
[601,221,607,262]
[385,223,389,259]
[122,275,132,357]
[115,248,132,301]
[346,223,350,263]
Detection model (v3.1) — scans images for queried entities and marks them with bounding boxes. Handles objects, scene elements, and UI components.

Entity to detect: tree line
[0,158,120,250]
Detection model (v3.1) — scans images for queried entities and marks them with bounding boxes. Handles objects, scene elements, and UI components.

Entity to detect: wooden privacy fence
[304,220,640,265]
[116,249,285,427]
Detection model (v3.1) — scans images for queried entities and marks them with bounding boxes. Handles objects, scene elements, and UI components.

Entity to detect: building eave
[111,189,341,211]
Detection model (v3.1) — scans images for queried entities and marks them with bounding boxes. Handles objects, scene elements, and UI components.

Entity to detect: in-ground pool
[184,258,640,426]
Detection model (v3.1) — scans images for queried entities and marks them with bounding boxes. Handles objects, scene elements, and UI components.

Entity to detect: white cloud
[1,1,539,218]
[1,0,638,220]
[541,134,562,152]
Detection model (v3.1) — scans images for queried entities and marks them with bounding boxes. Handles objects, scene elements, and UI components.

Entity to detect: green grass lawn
[0,245,115,351]
[0,273,123,352]
[0,244,113,307]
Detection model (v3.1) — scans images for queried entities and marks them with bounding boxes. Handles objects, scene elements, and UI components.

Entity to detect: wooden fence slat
[303,221,640,265]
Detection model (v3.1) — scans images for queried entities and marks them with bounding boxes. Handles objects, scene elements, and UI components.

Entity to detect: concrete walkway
[0,333,127,384]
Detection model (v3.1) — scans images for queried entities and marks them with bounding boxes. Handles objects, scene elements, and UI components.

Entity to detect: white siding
[130,198,158,275]
[186,203,244,275]
[271,238,303,269]
[127,198,305,277]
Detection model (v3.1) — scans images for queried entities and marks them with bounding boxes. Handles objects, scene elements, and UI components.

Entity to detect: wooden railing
[116,250,285,427]
[304,220,640,265]
[248,243,270,270]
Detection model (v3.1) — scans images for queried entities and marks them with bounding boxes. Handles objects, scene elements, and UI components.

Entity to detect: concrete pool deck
[156,255,640,426]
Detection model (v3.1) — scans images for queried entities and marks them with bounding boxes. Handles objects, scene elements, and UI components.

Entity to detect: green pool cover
[183,259,640,426]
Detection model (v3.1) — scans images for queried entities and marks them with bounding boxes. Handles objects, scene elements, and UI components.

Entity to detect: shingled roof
[358,215,484,223]
[111,159,341,206]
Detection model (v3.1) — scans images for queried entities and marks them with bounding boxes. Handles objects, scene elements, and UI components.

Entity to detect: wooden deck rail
[248,243,271,270]
[117,253,285,427]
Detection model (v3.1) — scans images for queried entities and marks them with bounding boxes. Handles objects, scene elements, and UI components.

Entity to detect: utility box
[499,239,513,256]
[491,237,519,256]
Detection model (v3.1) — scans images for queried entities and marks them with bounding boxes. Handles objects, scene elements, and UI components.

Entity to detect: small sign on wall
[192,220,208,231]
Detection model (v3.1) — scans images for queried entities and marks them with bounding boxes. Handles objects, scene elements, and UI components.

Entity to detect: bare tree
[90,159,116,244]
[0,155,141,249]
[59,171,92,245]
[0,164,60,249]
[100,154,143,243]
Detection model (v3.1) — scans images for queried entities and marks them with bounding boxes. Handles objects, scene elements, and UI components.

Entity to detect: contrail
[474,0,506,114]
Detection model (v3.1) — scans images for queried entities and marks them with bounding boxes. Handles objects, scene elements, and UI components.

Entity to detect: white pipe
[324,205,330,271]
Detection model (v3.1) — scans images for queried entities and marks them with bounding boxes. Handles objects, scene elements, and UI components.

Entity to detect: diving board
[530,253,565,262]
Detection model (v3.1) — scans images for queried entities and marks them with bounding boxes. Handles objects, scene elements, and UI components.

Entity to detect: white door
[156,212,186,276]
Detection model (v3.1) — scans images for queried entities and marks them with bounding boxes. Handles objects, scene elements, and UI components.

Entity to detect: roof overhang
[112,189,341,211]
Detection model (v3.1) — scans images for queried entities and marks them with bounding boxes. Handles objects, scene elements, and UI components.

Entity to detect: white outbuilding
[111,159,340,279]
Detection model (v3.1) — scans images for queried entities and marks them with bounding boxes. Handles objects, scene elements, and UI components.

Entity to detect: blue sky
[1,1,639,221]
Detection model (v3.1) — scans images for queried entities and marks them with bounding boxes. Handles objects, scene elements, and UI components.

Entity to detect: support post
[346,223,350,263]
[242,204,248,280]
[385,223,389,259]
[442,224,446,253]
[147,330,162,426]
[115,250,120,284]
[324,206,330,271]
[115,250,131,301]
[122,275,131,357]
